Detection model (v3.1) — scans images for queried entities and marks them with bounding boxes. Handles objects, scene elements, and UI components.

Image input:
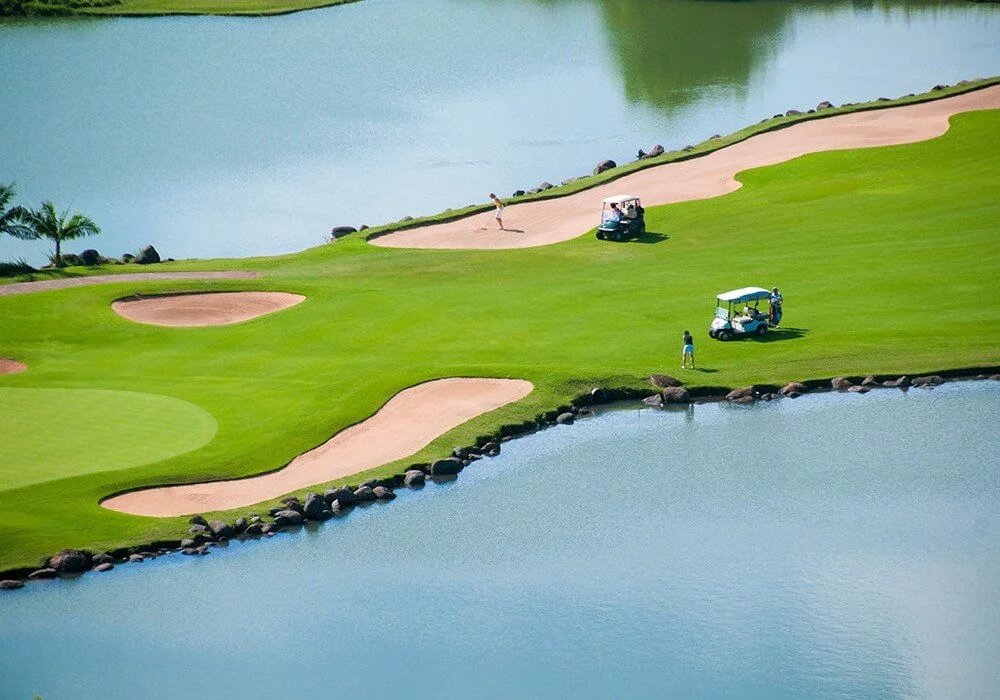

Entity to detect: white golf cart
[709,287,773,341]
[596,195,645,241]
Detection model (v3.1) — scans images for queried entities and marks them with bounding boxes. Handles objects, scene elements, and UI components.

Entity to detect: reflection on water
[0,0,997,263]
[1,382,998,698]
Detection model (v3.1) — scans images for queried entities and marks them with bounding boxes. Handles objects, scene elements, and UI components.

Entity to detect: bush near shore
[0,94,998,572]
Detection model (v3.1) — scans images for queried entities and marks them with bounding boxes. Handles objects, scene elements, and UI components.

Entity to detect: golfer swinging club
[481,193,505,231]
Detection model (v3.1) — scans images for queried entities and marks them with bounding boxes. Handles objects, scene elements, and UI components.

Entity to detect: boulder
[189,515,208,527]
[861,375,880,387]
[272,510,305,527]
[831,377,854,390]
[847,385,870,394]
[189,524,208,536]
[303,493,326,520]
[876,97,891,102]
[726,386,756,401]
[243,523,264,536]
[593,160,617,175]
[233,517,248,533]
[482,441,500,455]
[330,226,357,240]
[95,563,114,572]
[360,478,379,489]
[911,375,945,387]
[80,249,102,266]
[373,486,396,500]
[660,386,690,403]
[134,245,160,265]
[49,549,90,573]
[784,391,801,399]
[208,520,234,538]
[91,552,113,566]
[128,554,145,563]
[404,470,426,487]
[180,538,197,548]
[590,387,607,403]
[353,486,377,502]
[681,145,694,152]
[29,568,58,580]
[990,374,1000,381]
[555,412,575,425]
[931,84,947,91]
[512,189,526,197]
[882,376,909,388]
[650,374,683,388]
[642,395,663,407]
[731,395,755,404]
[816,100,834,110]
[786,109,803,116]
[121,253,135,263]
[0,580,25,590]
[779,381,807,396]
[648,144,665,158]
[430,458,463,476]
[325,487,357,507]
[261,522,278,534]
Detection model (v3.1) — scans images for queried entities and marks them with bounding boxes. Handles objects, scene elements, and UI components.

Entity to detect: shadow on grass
[754,326,809,342]
[632,231,669,244]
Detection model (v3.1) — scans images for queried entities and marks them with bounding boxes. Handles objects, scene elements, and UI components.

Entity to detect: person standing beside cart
[769,288,783,327]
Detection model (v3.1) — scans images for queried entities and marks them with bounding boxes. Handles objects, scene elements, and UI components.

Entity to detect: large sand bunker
[101,377,534,516]
[112,291,305,327]
[371,86,1000,249]
[0,359,27,375]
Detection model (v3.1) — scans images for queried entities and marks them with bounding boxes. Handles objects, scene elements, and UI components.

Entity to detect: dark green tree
[20,200,101,267]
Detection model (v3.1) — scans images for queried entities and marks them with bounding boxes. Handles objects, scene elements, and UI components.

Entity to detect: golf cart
[708,287,773,341]
[596,195,645,241]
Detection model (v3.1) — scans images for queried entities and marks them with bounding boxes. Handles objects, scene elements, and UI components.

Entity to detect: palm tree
[20,200,100,267]
[0,182,33,240]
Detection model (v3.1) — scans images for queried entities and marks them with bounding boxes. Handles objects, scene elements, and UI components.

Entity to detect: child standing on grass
[682,330,695,369]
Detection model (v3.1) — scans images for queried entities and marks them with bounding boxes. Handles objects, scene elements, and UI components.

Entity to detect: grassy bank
[1,106,998,572]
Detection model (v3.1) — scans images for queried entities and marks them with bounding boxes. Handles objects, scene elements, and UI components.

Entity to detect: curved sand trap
[102,377,534,516]
[372,86,1000,249]
[112,291,305,327]
[0,358,27,375]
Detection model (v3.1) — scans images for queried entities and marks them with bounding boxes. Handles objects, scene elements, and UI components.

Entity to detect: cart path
[371,86,1000,250]
[101,377,534,517]
[0,271,261,297]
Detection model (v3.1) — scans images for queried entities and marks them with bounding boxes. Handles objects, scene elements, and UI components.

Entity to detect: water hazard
[2,381,998,698]
[1,0,999,262]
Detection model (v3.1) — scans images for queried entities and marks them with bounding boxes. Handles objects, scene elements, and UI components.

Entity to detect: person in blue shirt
[769,288,783,326]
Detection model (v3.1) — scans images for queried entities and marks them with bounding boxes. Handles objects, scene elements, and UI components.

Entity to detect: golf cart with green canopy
[708,287,773,341]
[596,195,645,241]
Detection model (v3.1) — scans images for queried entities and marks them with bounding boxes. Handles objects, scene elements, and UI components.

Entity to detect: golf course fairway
[0,105,997,573]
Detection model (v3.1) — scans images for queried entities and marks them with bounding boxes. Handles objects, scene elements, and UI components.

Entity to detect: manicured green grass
[0,109,997,572]
[0,388,216,490]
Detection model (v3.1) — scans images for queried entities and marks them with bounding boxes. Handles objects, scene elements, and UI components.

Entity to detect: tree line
[1,182,100,268]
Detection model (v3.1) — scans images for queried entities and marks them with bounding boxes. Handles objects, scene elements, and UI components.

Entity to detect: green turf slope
[0,109,997,571]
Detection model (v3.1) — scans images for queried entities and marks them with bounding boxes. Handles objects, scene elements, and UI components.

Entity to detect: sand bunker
[0,359,27,375]
[0,271,260,297]
[371,86,1000,249]
[112,291,305,327]
[101,377,534,516]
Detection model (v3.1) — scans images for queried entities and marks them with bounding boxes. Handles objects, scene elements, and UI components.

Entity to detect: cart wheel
[718,331,731,342]
[756,325,767,337]
[708,330,717,339]
[596,231,605,240]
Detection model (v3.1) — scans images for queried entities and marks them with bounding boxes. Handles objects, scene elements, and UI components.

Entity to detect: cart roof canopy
[602,195,640,205]
[717,287,771,303]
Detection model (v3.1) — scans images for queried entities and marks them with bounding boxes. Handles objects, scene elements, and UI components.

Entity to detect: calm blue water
[2,381,998,698]
[1,0,999,263]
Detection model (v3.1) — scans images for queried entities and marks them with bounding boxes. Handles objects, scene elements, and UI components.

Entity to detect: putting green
[0,388,216,491]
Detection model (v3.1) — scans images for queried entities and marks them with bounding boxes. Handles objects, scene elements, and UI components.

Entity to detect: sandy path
[371,86,1000,250]
[112,291,305,327]
[0,271,261,297]
[101,377,534,516]
[0,359,27,375]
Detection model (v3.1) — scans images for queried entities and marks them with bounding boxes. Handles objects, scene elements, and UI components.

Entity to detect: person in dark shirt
[682,330,695,369]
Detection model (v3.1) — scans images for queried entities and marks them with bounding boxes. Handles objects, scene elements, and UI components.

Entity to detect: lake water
[2,381,998,698]
[1,0,999,263]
